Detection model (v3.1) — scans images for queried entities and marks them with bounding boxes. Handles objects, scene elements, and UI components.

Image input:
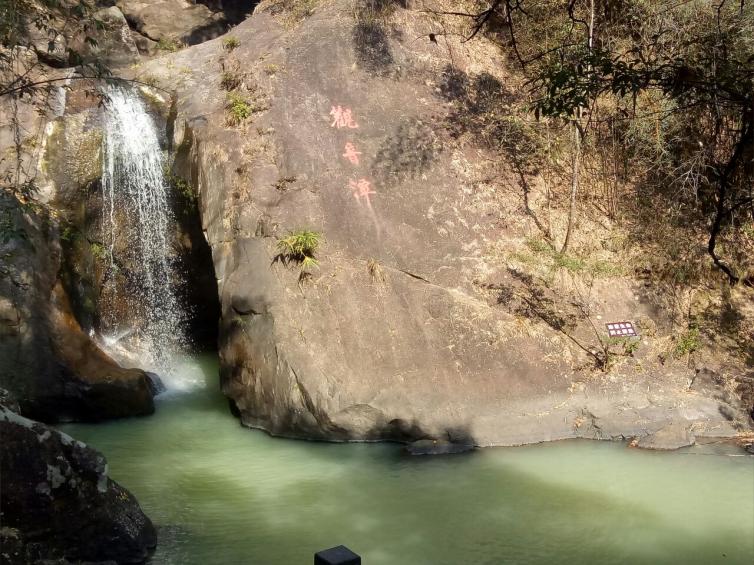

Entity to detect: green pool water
[62,354,754,565]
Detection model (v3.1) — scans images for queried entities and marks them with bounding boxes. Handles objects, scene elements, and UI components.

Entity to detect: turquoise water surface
[62,354,754,565]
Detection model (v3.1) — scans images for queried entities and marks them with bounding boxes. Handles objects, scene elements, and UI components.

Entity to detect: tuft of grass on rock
[156,37,183,52]
[276,229,322,282]
[221,69,243,91]
[222,36,240,51]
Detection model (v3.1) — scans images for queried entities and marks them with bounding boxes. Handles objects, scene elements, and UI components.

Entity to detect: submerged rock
[405,439,475,456]
[0,405,157,564]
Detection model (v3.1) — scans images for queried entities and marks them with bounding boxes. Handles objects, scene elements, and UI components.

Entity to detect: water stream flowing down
[100,87,184,372]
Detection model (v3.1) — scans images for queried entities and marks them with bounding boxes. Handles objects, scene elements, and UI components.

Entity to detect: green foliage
[263,64,279,75]
[166,171,195,202]
[0,212,24,244]
[524,238,585,272]
[622,338,640,356]
[90,242,110,261]
[276,229,322,281]
[525,237,551,255]
[225,92,251,125]
[553,253,585,272]
[225,89,269,126]
[60,225,79,243]
[675,327,701,357]
[222,36,240,51]
[277,230,321,261]
[174,177,194,201]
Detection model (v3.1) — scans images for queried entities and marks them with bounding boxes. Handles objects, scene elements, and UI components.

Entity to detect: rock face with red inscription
[140,0,752,447]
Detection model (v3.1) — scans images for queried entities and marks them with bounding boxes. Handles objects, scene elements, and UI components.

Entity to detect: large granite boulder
[24,5,139,68]
[0,405,157,563]
[131,0,751,447]
[117,0,227,47]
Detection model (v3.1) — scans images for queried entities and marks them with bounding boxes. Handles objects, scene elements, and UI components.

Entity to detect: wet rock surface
[0,405,157,564]
[0,193,155,423]
[405,439,475,456]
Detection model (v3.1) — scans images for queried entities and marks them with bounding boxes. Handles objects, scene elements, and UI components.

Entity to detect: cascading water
[99,86,185,376]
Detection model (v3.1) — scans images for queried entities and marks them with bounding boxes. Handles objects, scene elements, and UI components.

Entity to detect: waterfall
[100,86,185,374]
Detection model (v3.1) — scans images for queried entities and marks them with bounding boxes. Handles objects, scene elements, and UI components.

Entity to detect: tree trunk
[562,120,581,254]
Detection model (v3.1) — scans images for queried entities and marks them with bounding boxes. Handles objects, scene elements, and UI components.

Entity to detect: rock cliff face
[0,404,157,563]
[136,0,752,448]
[0,191,156,423]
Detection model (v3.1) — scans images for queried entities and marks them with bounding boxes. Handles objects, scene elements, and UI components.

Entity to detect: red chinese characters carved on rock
[342,142,362,165]
[349,178,376,206]
[330,106,359,129]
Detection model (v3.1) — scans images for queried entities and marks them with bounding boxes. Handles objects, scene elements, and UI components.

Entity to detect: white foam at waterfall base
[99,86,190,389]
[97,335,207,394]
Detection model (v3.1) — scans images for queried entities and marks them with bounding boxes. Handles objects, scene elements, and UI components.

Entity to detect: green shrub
[222,36,240,51]
[225,93,252,125]
[553,253,585,272]
[675,327,701,357]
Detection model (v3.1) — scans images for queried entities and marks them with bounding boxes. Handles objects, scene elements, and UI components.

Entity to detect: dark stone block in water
[0,405,157,563]
[405,439,475,456]
[314,545,361,565]
[146,372,167,396]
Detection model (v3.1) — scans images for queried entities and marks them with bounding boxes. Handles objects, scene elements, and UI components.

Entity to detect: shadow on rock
[371,119,440,184]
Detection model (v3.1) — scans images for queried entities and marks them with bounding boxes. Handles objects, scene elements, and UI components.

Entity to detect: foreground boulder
[0,405,157,564]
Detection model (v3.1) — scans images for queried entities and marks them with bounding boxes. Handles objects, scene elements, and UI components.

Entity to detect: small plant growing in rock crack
[275,230,322,283]
[60,224,79,243]
[225,92,252,125]
[222,36,240,51]
[220,58,244,91]
[367,257,385,282]
[90,242,110,262]
[221,70,243,91]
